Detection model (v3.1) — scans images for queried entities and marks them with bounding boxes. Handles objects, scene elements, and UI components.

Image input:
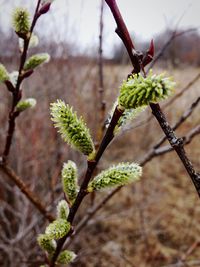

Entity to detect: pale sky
[0,0,200,56]
[49,0,200,54]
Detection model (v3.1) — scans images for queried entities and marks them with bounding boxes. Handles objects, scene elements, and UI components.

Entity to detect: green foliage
[50,100,95,157]
[61,161,79,204]
[56,200,69,220]
[16,98,36,112]
[12,7,30,35]
[88,162,142,192]
[0,64,9,83]
[24,53,50,71]
[37,234,56,254]
[57,250,77,264]
[45,219,70,239]
[119,72,175,109]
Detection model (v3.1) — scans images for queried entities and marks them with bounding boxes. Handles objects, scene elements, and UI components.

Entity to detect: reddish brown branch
[105,0,140,72]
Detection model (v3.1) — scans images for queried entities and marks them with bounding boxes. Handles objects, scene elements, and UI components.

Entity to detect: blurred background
[0,1,200,266]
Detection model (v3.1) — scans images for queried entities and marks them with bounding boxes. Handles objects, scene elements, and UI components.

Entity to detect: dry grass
[0,59,199,267]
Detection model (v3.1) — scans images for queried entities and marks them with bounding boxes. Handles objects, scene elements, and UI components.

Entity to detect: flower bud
[50,100,95,157]
[56,200,69,220]
[12,7,30,36]
[119,71,175,109]
[57,250,77,264]
[61,161,79,204]
[16,98,36,112]
[45,219,70,239]
[37,234,56,254]
[24,53,50,71]
[88,162,142,192]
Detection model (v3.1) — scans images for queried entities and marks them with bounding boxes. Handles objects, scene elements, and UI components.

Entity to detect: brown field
[0,59,199,267]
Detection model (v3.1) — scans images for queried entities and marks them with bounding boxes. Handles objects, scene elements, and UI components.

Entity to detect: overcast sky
[0,0,200,55]
[50,0,200,54]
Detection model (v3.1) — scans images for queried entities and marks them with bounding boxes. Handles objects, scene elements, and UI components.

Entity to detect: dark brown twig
[154,96,200,149]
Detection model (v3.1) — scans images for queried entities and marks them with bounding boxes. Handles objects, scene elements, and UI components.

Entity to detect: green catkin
[12,7,30,35]
[56,200,69,220]
[61,161,79,204]
[0,64,9,83]
[37,234,56,254]
[45,219,71,240]
[57,250,77,264]
[50,100,95,157]
[24,53,50,71]
[119,71,175,109]
[87,162,142,192]
[16,98,36,112]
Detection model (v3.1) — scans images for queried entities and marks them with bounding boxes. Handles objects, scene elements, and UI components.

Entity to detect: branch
[2,0,42,163]
[154,96,200,149]
[105,0,200,196]
[0,163,54,222]
[105,0,140,72]
[142,124,200,160]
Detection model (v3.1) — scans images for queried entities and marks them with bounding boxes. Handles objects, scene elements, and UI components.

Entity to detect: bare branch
[0,163,55,222]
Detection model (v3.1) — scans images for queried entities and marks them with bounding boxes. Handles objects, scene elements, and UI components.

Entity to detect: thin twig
[147,27,197,71]
[2,0,42,163]
[154,96,200,149]
[0,163,54,222]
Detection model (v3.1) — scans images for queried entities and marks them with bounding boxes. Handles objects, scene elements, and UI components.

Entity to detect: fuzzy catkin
[56,200,69,220]
[0,64,9,83]
[88,162,142,192]
[119,72,175,109]
[24,53,50,71]
[50,100,95,157]
[12,7,30,35]
[37,234,56,254]
[57,250,77,264]
[61,161,79,204]
[45,219,70,240]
